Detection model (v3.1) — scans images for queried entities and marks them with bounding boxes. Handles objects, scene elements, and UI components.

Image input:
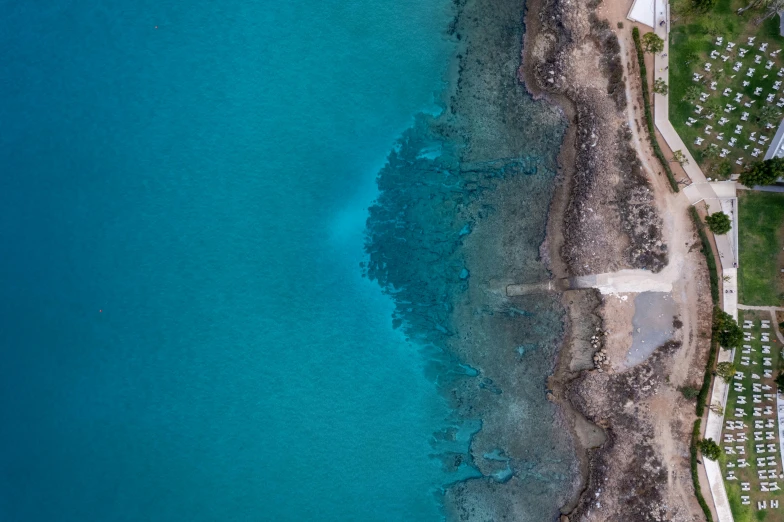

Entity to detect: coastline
[518,0,715,519]
[519,0,607,515]
[365,0,587,519]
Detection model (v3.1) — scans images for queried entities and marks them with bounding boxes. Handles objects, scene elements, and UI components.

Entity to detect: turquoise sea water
[1,0,577,520]
[0,1,464,520]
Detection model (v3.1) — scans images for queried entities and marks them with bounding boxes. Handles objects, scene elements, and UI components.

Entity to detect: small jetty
[506,278,574,295]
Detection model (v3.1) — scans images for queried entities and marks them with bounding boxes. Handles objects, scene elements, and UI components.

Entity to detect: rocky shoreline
[520,0,713,520]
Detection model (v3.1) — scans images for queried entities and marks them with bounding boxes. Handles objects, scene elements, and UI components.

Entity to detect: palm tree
[760,0,784,21]
[738,0,766,14]
[683,86,702,102]
[703,144,721,160]
[758,105,782,127]
[705,99,723,119]
[738,0,784,21]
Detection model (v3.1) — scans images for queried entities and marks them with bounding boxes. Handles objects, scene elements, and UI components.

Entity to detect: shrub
[705,211,732,234]
[698,438,722,461]
[653,78,669,95]
[688,207,721,416]
[697,340,718,416]
[617,21,624,29]
[689,207,719,304]
[680,385,700,399]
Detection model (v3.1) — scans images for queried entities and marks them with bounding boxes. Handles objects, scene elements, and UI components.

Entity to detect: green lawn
[669,0,784,179]
[720,311,784,521]
[738,191,784,305]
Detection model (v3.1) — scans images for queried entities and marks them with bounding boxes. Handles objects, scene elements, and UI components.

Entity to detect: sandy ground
[594,2,715,519]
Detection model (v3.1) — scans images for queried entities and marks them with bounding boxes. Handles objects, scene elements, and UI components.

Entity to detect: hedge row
[696,339,719,417]
[689,205,721,417]
[689,206,719,305]
[690,419,715,522]
[631,27,680,193]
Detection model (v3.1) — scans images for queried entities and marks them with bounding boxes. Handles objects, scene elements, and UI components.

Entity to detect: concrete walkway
[650,0,735,519]
[649,0,739,269]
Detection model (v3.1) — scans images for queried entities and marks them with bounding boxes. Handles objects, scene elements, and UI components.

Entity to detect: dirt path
[591,2,713,520]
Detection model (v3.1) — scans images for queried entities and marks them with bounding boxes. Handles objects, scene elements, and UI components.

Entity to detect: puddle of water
[625,292,676,367]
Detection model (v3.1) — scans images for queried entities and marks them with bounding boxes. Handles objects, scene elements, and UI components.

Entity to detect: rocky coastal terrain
[521,0,716,520]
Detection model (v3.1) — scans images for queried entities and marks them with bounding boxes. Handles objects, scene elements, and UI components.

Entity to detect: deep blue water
[0,1,466,520]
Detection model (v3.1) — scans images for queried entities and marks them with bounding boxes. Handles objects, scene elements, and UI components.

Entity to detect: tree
[758,104,782,127]
[704,99,723,118]
[716,362,737,382]
[739,158,784,187]
[698,438,722,461]
[776,372,784,394]
[672,149,689,165]
[761,0,784,21]
[713,307,743,349]
[706,211,732,234]
[683,85,702,103]
[703,144,720,159]
[653,78,669,95]
[711,160,733,178]
[642,32,665,54]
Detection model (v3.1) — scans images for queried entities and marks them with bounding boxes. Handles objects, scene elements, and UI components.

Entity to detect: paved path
[651,0,735,519]
[649,0,740,269]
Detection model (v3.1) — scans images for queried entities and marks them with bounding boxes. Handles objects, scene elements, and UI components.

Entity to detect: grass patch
[738,191,784,305]
[669,0,784,179]
[719,311,784,521]
[632,27,680,193]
